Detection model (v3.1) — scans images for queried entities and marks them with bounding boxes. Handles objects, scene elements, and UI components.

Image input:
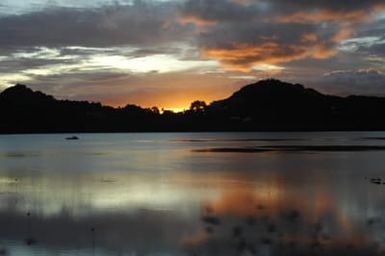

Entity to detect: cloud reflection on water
[0,169,384,255]
[1,133,385,255]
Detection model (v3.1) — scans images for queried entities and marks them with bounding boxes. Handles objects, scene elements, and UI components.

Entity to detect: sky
[0,0,385,111]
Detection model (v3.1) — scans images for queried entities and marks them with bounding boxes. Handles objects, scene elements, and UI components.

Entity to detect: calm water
[1,132,385,255]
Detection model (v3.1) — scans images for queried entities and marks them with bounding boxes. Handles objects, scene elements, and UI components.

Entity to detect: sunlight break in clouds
[89,54,219,73]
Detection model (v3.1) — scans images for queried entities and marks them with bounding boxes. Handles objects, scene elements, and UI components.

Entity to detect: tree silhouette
[189,100,207,113]
[1,80,385,132]
[150,107,160,115]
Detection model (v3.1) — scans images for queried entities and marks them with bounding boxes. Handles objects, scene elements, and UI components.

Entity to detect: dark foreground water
[1,132,385,256]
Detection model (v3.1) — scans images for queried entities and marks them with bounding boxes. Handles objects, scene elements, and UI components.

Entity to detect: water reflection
[183,177,383,256]
[0,132,385,255]
[0,170,384,255]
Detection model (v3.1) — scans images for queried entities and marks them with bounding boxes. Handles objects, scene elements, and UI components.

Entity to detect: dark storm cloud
[181,0,385,24]
[321,69,385,96]
[0,56,74,73]
[366,43,385,56]
[26,70,138,102]
[268,0,385,11]
[330,18,385,66]
[0,1,189,48]
[181,0,264,23]
[57,47,118,57]
[362,25,385,39]
[357,42,385,60]
[0,46,114,77]
[29,70,133,86]
[198,22,318,48]
[58,45,187,60]
[351,22,385,57]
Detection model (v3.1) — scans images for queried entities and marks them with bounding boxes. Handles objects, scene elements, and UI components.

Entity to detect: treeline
[1,79,385,133]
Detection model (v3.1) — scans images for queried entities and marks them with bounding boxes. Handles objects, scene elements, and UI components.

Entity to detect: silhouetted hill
[0,84,55,104]
[1,79,385,133]
[208,79,385,130]
[0,84,162,133]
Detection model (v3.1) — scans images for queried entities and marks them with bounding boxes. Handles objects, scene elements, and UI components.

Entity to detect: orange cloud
[179,15,217,26]
[312,44,338,59]
[301,33,319,42]
[203,42,308,72]
[332,26,355,43]
[277,9,370,24]
[203,42,337,72]
[374,3,385,12]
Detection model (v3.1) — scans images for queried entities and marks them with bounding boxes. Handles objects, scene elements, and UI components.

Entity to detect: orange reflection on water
[181,171,375,255]
[205,183,281,217]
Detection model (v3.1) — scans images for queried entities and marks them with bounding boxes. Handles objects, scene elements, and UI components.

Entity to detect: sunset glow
[0,0,385,108]
[2,3,385,255]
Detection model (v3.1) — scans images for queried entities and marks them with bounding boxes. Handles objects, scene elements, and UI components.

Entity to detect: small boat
[65,136,79,140]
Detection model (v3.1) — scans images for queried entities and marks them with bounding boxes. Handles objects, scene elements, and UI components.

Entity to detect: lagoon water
[1,132,385,255]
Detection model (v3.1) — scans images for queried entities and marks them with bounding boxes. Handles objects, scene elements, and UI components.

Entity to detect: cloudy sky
[1,0,385,111]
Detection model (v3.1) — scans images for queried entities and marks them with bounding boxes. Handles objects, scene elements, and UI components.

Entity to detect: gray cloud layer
[0,2,189,48]
[0,0,384,105]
